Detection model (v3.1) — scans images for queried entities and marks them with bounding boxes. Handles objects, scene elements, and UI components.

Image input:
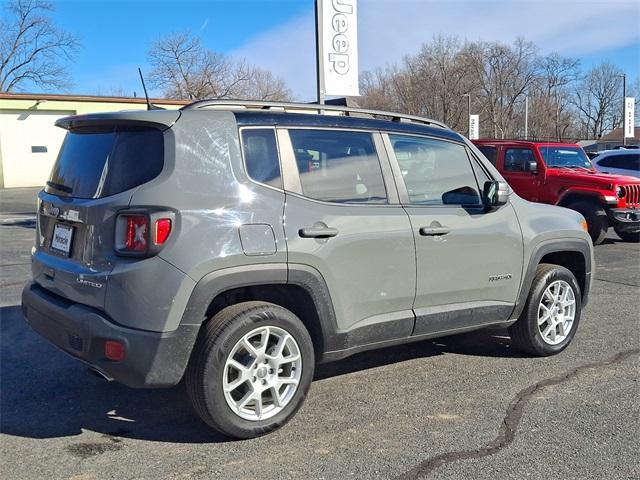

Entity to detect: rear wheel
[508,264,582,356]
[566,200,608,245]
[614,228,640,242]
[186,301,314,439]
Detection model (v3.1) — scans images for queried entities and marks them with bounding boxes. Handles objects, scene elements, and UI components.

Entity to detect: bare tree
[359,68,404,112]
[462,38,539,138]
[403,36,473,131]
[528,53,581,140]
[360,37,539,137]
[573,62,624,139]
[239,67,291,101]
[148,31,290,101]
[0,0,79,92]
[361,37,632,141]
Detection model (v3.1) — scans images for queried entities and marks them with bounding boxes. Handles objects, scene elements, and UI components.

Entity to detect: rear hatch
[33,111,178,309]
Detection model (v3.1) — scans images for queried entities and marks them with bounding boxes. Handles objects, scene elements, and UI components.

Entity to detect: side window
[623,154,640,170]
[390,135,482,206]
[602,154,640,170]
[598,155,624,168]
[478,146,497,165]
[241,129,282,188]
[504,148,534,172]
[597,156,617,168]
[288,129,387,204]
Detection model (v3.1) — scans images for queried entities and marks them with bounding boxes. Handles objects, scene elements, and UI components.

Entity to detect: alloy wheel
[537,280,576,345]
[222,326,302,421]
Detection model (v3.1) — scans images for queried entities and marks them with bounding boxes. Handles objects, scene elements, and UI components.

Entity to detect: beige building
[0,93,188,188]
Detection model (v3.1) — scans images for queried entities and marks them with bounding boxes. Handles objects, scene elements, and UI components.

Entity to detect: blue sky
[17,0,640,99]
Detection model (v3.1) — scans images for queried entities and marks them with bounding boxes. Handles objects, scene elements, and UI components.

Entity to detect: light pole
[524,96,529,140]
[619,74,626,146]
[462,93,471,137]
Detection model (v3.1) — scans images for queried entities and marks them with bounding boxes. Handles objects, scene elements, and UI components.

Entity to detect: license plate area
[51,223,74,256]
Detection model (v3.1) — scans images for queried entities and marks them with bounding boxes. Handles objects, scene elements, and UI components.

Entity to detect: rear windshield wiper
[46,181,73,194]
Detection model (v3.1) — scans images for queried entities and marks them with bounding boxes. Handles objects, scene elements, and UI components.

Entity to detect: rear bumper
[21,282,199,388]
[608,208,640,233]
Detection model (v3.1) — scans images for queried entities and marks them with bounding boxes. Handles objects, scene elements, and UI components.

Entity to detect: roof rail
[180,99,447,129]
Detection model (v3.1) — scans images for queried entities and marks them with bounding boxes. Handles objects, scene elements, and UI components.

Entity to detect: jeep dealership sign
[317,0,359,98]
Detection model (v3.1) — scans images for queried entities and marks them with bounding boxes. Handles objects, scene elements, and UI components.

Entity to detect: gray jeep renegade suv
[22,100,594,439]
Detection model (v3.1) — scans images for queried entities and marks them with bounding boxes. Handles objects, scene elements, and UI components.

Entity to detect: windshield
[46,126,164,199]
[539,146,592,169]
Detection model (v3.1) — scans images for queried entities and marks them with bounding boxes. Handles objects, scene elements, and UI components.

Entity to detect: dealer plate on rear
[51,223,74,256]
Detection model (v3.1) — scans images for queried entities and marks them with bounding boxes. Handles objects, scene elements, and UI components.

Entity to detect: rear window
[46,126,164,199]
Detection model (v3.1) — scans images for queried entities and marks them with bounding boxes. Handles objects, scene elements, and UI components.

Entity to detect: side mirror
[525,159,538,173]
[483,181,509,209]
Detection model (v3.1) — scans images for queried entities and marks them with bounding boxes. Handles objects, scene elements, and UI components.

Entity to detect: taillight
[154,218,172,245]
[124,215,149,252]
[115,211,175,256]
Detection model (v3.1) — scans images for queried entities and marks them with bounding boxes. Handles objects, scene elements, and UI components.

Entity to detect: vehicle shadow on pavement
[315,328,527,380]
[1,304,524,444]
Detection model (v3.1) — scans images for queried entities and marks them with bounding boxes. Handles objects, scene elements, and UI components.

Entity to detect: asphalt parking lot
[1,187,638,480]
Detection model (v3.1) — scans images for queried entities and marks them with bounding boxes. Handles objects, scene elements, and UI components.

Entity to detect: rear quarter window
[477,146,498,165]
[241,129,282,188]
[47,126,164,199]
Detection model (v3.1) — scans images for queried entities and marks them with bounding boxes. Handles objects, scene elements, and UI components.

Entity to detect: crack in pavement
[394,348,640,480]
[595,278,640,288]
[0,262,31,268]
[0,281,27,288]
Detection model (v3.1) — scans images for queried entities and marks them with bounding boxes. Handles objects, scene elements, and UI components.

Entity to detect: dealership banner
[318,0,359,97]
[469,114,480,140]
[625,97,635,138]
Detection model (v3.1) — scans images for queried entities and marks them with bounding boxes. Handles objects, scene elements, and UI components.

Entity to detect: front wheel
[566,200,608,245]
[508,264,582,356]
[614,228,640,243]
[186,301,315,439]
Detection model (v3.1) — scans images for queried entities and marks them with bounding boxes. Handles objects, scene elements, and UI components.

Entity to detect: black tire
[566,200,608,245]
[508,264,582,356]
[185,301,315,439]
[614,228,640,242]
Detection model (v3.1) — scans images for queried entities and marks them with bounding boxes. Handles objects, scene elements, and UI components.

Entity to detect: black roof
[233,111,464,143]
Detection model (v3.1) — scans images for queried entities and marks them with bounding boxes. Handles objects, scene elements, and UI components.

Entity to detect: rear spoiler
[55,110,181,131]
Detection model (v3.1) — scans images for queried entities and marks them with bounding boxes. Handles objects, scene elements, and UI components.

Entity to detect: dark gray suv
[22,100,594,439]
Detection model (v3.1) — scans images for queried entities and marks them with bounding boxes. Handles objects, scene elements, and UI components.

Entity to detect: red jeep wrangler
[473,140,640,244]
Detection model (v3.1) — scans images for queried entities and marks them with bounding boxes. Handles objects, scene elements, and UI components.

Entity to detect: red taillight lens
[104,340,125,361]
[154,218,172,245]
[124,215,148,252]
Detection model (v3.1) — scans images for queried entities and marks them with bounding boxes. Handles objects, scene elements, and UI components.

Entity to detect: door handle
[299,226,339,238]
[419,226,450,236]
